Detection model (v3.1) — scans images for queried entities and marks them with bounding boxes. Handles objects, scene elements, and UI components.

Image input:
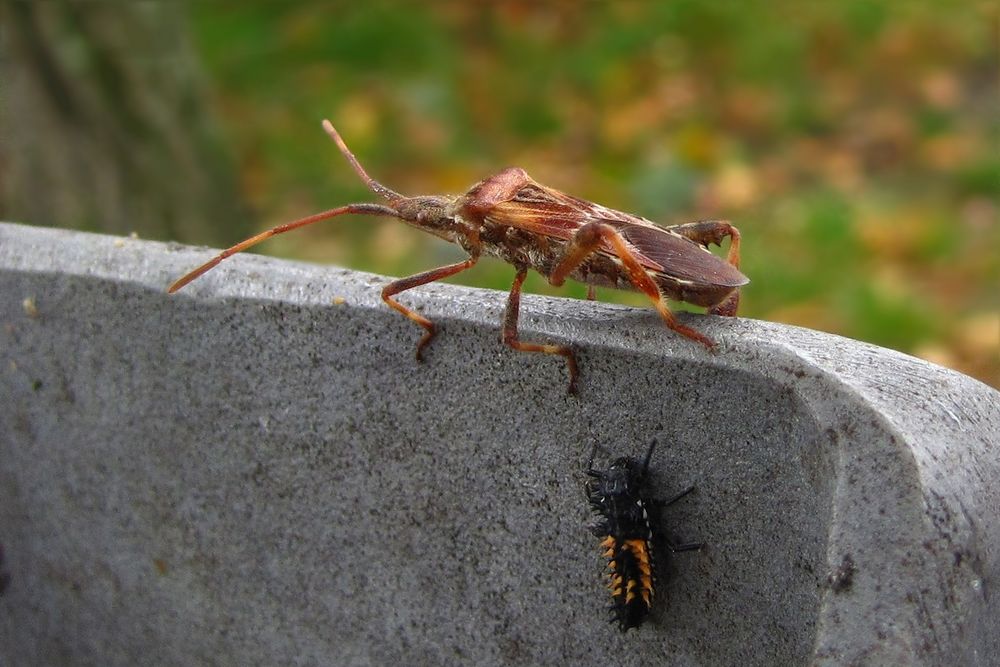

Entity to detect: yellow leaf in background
[721,85,777,133]
[916,313,1000,388]
[765,303,843,334]
[960,197,998,233]
[822,150,861,194]
[711,162,758,209]
[913,343,958,372]
[851,107,915,170]
[920,134,975,171]
[337,96,381,144]
[402,115,448,154]
[954,313,1000,358]
[675,124,720,168]
[920,70,962,110]
[370,222,419,266]
[871,265,912,302]
[856,208,927,259]
[602,96,662,150]
[282,233,347,268]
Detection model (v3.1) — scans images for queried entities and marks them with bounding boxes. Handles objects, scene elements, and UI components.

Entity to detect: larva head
[590,457,644,499]
[586,440,656,500]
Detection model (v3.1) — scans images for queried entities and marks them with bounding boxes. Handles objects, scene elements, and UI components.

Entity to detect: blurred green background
[3,2,997,387]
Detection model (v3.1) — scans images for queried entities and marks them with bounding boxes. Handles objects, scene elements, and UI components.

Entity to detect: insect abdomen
[601,532,656,630]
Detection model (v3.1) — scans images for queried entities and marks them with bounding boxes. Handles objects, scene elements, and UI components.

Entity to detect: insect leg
[638,439,658,480]
[667,539,704,553]
[502,267,580,394]
[586,443,613,479]
[668,220,742,316]
[655,485,703,552]
[382,257,479,361]
[660,485,696,507]
[549,222,714,348]
[668,219,742,269]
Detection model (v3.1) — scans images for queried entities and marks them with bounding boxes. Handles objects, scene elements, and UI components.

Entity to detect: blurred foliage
[182,1,997,387]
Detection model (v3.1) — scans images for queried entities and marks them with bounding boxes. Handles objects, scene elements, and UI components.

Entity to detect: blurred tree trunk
[0,1,253,245]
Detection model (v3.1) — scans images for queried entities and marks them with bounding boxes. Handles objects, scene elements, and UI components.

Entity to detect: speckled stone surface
[1,222,998,666]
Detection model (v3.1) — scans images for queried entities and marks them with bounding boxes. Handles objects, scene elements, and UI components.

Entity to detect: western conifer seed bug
[169,120,748,394]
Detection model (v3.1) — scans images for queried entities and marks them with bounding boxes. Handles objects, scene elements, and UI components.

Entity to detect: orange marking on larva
[624,539,649,555]
[586,443,704,631]
[619,539,656,606]
[624,539,651,568]
[609,573,624,597]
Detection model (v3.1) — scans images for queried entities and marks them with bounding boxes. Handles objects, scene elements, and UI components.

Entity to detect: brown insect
[169,120,747,394]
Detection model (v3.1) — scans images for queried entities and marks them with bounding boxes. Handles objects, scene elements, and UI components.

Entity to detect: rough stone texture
[0,221,998,666]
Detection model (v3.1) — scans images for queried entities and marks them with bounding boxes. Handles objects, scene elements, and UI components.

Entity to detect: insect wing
[612,222,749,287]
[483,181,666,271]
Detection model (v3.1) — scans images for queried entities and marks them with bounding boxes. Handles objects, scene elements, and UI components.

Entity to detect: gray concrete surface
[0,221,998,666]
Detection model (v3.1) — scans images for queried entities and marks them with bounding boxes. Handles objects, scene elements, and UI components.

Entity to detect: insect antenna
[168,120,411,294]
[167,202,400,293]
[322,119,403,202]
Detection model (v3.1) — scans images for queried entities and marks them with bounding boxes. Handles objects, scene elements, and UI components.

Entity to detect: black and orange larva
[585,441,702,631]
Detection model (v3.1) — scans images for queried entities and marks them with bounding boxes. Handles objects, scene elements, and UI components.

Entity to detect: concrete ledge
[1,221,998,666]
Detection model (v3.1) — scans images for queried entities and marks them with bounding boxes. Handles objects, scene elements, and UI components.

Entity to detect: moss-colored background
[9,2,999,387]
[189,3,997,387]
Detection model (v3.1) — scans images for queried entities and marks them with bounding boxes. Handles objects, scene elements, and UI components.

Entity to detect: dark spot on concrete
[826,554,855,593]
[0,544,10,596]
